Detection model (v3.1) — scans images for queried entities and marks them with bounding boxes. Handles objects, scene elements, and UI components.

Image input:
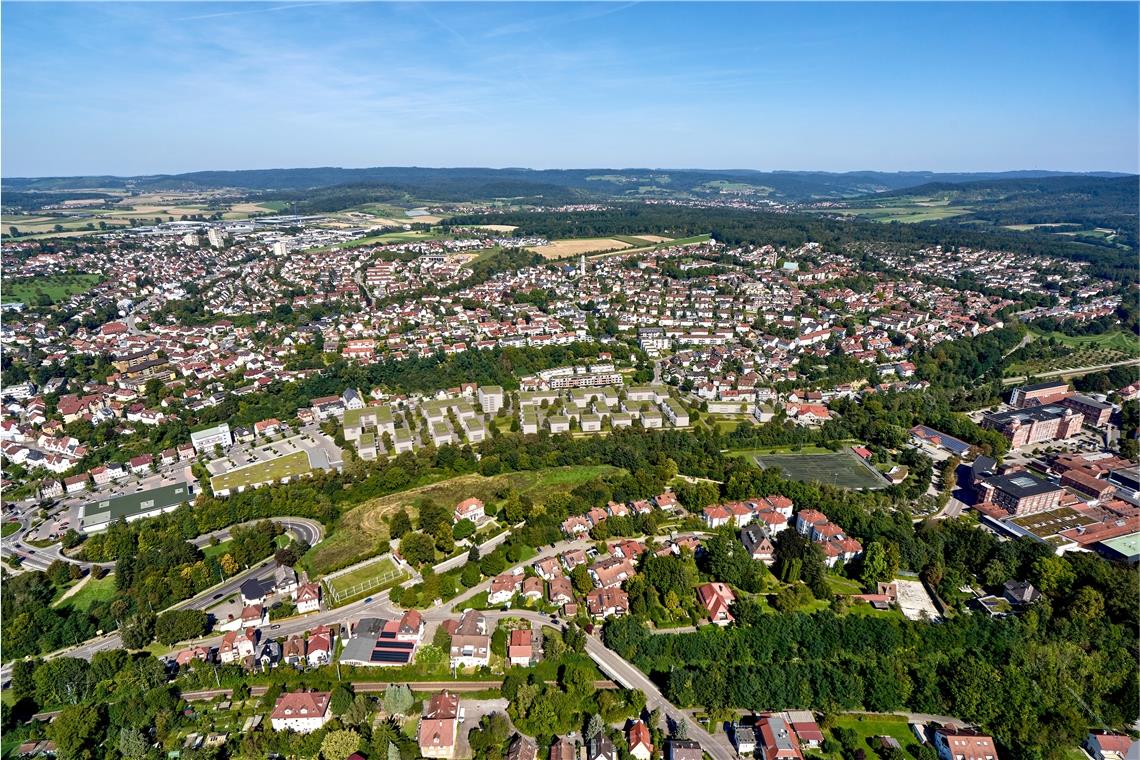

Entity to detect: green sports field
[210,450,312,494]
[756,451,886,490]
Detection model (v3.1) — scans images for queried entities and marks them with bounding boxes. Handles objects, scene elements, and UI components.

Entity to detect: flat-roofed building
[190,423,232,454]
[79,481,195,533]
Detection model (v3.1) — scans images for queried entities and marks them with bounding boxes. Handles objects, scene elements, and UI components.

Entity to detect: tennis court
[756,451,887,490]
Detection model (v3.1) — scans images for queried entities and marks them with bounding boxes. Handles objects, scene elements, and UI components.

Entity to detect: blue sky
[2,2,1137,176]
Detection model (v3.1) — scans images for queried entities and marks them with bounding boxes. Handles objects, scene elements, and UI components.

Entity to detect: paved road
[583,634,736,760]
[1001,358,1140,386]
[190,517,324,550]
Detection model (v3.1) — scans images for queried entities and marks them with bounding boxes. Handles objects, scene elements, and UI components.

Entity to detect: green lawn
[58,573,117,612]
[826,575,864,595]
[307,465,620,575]
[1,521,19,537]
[209,450,312,494]
[822,714,923,759]
[1,273,102,304]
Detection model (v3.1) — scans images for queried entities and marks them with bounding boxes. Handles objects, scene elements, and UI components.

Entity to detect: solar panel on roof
[1011,476,1036,487]
[374,641,415,651]
[370,650,412,663]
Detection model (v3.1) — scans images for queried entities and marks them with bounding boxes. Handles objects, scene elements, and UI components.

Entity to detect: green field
[1,273,103,304]
[1005,329,1139,377]
[827,205,971,223]
[57,573,117,612]
[1,521,19,537]
[306,464,621,575]
[821,714,923,759]
[757,451,886,490]
[209,450,312,494]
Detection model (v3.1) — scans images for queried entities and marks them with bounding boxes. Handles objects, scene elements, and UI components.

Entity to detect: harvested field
[527,238,633,259]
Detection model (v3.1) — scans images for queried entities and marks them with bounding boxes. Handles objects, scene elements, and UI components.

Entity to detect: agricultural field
[2,191,282,239]
[1,273,103,304]
[527,238,634,259]
[209,450,312,494]
[756,451,886,490]
[305,464,620,574]
[826,204,971,223]
[1004,329,1139,377]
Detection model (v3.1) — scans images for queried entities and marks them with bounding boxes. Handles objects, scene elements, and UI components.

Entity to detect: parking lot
[206,428,342,476]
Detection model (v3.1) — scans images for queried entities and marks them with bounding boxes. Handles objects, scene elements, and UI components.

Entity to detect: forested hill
[3,167,1128,201]
[857,174,1139,246]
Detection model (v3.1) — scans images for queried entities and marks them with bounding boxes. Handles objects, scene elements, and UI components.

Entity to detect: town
[1,2,1139,758]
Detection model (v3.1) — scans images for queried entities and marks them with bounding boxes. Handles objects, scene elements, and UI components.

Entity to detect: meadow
[305,464,620,574]
[2,273,103,304]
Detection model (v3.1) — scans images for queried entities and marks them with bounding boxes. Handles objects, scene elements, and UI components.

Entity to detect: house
[741,525,776,564]
[508,628,535,666]
[628,721,653,760]
[240,578,266,606]
[587,734,617,760]
[585,587,630,618]
[507,735,538,760]
[270,691,331,733]
[535,556,563,580]
[667,740,703,760]
[548,577,574,606]
[1001,579,1040,606]
[454,497,486,524]
[418,691,460,759]
[756,715,804,760]
[522,576,544,600]
[489,573,523,605]
[63,474,89,494]
[449,634,491,669]
[696,582,736,626]
[283,636,306,667]
[306,627,333,667]
[1085,731,1138,760]
[933,728,999,760]
[275,565,298,597]
[589,557,635,588]
[732,725,757,755]
[550,737,577,760]
[219,628,258,664]
[702,505,731,529]
[295,582,322,613]
[561,548,588,570]
[175,645,211,667]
